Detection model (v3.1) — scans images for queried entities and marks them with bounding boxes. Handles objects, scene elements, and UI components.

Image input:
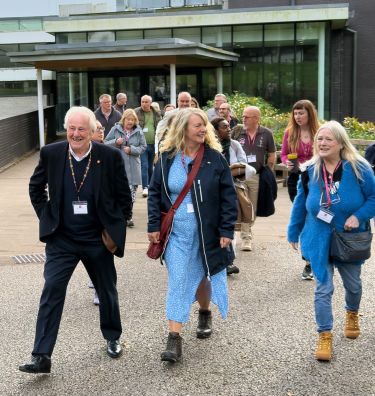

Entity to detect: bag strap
[171,143,204,212]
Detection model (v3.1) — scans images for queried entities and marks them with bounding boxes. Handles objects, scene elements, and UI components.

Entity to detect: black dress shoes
[19,355,51,374]
[107,339,122,358]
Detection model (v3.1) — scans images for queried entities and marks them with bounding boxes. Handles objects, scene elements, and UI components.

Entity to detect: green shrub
[343,117,375,140]
[205,93,374,149]
[206,92,290,149]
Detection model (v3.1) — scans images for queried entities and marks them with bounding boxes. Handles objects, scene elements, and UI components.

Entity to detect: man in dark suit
[19,106,132,374]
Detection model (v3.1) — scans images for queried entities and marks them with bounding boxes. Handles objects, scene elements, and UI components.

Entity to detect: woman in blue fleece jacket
[288,120,375,362]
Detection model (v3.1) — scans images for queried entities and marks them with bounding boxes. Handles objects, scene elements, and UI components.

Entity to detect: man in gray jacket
[94,94,122,137]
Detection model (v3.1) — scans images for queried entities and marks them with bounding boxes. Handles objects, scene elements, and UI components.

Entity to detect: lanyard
[68,151,92,200]
[322,161,341,207]
[246,133,257,148]
[181,151,197,174]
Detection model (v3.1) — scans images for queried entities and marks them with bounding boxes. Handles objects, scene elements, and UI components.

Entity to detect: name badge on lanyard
[317,207,334,224]
[73,201,88,215]
[247,154,256,163]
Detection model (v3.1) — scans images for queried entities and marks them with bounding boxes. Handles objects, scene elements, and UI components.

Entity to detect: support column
[69,73,75,107]
[216,67,223,93]
[36,68,45,148]
[317,23,325,119]
[170,64,176,106]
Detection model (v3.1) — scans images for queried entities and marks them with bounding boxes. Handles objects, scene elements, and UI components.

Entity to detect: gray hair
[116,93,127,100]
[64,106,97,133]
[99,94,112,102]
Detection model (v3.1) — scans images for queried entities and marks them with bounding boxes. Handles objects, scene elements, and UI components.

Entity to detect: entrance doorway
[89,70,201,111]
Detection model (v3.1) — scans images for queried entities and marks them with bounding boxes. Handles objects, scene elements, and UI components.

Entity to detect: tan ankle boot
[344,310,360,339]
[315,331,333,361]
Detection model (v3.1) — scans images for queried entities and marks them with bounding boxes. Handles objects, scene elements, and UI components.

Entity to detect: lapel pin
[97,160,101,164]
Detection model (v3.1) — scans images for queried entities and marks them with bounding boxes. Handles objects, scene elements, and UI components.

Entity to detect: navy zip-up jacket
[147,145,237,276]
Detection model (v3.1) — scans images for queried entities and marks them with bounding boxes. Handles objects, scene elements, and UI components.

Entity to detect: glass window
[233,25,262,48]
[56,72,89,130]
[116,30,143,40]
[232,48,263,98]
[0,20,19,31]
[263,24,295,111]
[202,26,231,48]
[0,81,37,96]
[144,29,172,39]
[119,76,141,108]
[19,19,43,31]
[0,44,18,68]
[56,33,87,44]
[88,31,115,43]
[296,22,320,108]
[173,27,200,43]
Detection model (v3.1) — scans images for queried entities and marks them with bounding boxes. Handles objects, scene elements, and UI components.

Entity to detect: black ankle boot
[161,332,182,363]
[196,309,212,339]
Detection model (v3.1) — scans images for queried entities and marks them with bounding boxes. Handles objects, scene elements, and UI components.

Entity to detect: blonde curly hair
[160,108,222,157]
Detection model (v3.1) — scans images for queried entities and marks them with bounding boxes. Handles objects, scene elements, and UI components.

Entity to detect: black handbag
[330,223,372,263]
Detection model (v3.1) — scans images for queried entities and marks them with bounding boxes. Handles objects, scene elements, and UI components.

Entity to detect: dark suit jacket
[29,141,132,257]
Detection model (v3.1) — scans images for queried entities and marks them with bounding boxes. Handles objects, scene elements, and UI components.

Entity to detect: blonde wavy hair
[160,108,222,156]
[307,120,370,180]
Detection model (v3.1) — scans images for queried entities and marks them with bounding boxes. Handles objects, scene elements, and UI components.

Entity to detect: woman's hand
[148,232,160,244]
[220,237,232,248]
[123,146,131,154]
[116,137,124,145]
[286,160,298,171]
[290,242,299,251]
[344,215,359,231]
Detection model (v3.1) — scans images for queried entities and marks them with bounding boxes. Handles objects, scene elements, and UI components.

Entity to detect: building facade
[0,0,373,138]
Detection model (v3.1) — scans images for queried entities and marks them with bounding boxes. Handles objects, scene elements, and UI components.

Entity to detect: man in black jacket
[19,106,132,374]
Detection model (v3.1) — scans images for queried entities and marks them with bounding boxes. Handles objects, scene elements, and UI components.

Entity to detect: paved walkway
[0,153,375,396]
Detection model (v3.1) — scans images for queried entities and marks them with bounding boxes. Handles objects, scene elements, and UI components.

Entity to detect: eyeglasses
[97,127,105,131]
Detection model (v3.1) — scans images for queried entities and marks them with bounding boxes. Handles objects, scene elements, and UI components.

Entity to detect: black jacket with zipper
[147,144,237,277]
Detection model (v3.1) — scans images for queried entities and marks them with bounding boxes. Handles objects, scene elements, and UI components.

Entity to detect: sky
[0,0,117,18]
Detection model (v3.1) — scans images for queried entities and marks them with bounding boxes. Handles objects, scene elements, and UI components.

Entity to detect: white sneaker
[241,240,252,251]
[93,291,100,306]
[142,188,148,197]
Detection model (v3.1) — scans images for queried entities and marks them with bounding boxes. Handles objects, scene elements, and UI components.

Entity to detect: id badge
[317,207,334,224]
[247,154,256,163]
[143,127,148,133]
[73,201,88,215]
[187,203,194,213]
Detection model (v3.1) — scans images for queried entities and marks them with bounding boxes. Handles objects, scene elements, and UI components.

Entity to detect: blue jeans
[141,144,155,189]
[314,262,362,332]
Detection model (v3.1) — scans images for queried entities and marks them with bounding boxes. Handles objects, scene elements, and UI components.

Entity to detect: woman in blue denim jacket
[288,121,375,362]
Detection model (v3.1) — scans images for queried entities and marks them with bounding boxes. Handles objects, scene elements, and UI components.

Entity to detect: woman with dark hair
[281,99,319,280]
[211,117,256,275]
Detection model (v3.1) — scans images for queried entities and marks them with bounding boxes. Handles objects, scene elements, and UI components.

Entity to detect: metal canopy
[8,38,239,71]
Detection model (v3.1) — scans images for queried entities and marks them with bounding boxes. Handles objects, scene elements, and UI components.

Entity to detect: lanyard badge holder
[317,162,341,224]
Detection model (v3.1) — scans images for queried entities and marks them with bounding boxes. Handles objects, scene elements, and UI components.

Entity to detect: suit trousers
[240,174,259,241]
[32,233,122,356]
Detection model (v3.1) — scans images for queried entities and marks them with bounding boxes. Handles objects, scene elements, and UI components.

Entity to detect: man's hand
[220,237,232,248]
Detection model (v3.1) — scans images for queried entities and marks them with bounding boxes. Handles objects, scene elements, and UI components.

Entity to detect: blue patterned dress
[164,152,228,323]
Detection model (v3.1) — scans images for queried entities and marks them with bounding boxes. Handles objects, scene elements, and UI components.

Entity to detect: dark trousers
[287,171,300,203]
[32,234,122,356]
[141,143,155,188]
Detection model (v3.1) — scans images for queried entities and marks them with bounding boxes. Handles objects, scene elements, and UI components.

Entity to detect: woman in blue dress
[148,108,237,363]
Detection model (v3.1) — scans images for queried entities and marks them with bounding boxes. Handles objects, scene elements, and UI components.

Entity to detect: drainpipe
[345,28,357,117]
